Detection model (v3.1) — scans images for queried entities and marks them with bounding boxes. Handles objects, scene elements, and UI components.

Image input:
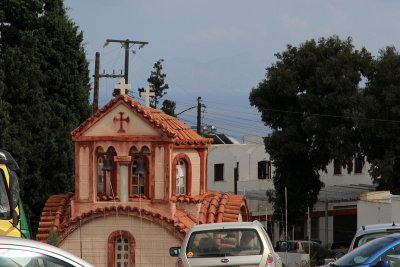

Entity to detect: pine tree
[161,99,177,117]
[138,59,169,108]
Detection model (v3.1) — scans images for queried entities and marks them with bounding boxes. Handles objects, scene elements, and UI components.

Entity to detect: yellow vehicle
[0,150,29,238]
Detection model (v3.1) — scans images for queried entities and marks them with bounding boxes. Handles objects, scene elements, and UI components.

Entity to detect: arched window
[131,155,149,196]
[172,154,192,196]
[130,146,150,198]
[108,231,135,267]
[106,147,117,197]
[176,159,186,195]
[131,158,144,195]
[97,157,104,194]
[115,235,129,267]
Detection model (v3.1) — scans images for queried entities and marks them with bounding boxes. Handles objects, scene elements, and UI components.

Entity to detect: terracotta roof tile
[37,192,250,243]
[70,95,213,146]
[197,192,250,224]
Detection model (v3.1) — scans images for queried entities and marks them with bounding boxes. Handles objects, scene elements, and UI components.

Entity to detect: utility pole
[197,97,202,135]
[234,162,239,194]
[92,38,148,113]
[106,39,148,83]
[176,97,205,135]
[93,52,100,113]
[92,52,124,113]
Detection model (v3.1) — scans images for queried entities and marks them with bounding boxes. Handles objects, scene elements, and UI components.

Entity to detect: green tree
[0,0,91,236]
[161,99,176,117]
[249,36,371,226]
[138,59,169,108]
[360,46,400,193]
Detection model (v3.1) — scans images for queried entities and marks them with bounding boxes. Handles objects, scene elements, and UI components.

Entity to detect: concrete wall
[357,197,400,228]
[61,215,181,267]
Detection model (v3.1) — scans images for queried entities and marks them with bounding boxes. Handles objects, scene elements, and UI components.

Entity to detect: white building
[357,191,400,227]
[208,135,376,247]
[208,136,274,194]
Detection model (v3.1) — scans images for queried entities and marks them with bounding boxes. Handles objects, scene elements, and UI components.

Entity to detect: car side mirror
[373,260,389,267]
[170,247,181,257]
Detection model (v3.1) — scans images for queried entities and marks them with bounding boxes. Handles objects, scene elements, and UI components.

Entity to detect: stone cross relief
[140,86,155,108]
[114,78,131,95]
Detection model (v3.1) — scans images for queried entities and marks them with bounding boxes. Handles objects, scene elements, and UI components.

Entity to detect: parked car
[348,222,400,252]
[170,221,282,267]
[0,235,94,266]
[326,233,400,267]
[276,240,321,253]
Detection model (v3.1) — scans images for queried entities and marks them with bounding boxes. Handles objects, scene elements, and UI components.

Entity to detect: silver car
[0,235,94,267]
[348,222,400,252]
[170,221,282,267]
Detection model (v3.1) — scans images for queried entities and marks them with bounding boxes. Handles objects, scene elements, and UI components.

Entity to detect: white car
[348,222,400,252]
[276,240,321,253]
[0,235,94,267]
[170,221,282,267]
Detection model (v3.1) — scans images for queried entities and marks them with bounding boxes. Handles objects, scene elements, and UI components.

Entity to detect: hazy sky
[64,0,400,140]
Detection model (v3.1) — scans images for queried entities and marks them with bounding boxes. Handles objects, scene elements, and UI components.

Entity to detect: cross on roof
[114,78,131,95]
[140,86,155,108]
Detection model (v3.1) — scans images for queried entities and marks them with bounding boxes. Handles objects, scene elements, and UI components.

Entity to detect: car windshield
[186,229,263,258]
[335,237,395,266]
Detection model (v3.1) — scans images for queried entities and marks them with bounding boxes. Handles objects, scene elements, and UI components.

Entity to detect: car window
[335,237,395,266]
[0,248,75,267]
[354,232,393,249]
[186,229,263,258]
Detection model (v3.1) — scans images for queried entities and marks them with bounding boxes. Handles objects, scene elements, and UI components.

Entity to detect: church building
[36,81,250,267]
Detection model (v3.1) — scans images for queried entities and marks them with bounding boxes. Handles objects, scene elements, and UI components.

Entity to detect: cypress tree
[0,0,91,236]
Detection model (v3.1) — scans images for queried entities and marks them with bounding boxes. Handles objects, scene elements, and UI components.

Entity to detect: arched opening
[108,230,135,267]
[172,154,192,196]
[106,147,117,198]
[129,146,150,199]
[96,147,106,195]
[176,159,186,195]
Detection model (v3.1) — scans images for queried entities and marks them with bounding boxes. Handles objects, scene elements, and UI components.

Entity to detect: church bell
[133,153,149,175]
[102,155,115,171]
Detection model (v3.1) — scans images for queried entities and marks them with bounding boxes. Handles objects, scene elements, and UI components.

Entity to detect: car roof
[356,223,400,235]
[0,236,94,266]
[189,221,262,231]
